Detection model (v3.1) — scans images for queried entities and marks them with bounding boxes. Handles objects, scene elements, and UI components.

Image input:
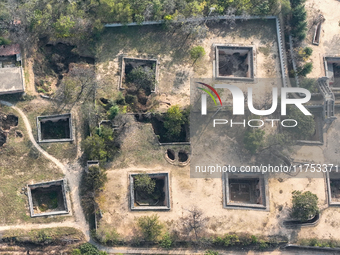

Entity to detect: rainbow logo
[197,82,223,106]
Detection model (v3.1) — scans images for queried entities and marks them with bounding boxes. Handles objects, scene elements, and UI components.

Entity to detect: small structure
[214,44,255,81]
[326,172,340,206]
[0,44,25,95]
[130,172,170,211]
[37,113,73,143]
[312,22,322,46]
[223,172,269,210]
[27,179,69,217]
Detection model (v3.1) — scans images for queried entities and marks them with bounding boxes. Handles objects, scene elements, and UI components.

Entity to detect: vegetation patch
[290,190,319,222]
[2,227,84,245]
[121,58,158,112]
[135,105,190,143]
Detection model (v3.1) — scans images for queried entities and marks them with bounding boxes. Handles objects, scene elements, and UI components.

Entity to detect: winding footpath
[0,100,90,240]
[0,100,328,255]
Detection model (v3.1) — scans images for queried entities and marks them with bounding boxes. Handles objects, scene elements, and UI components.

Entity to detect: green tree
[85,166,107,191]
[107,105,119,120]
[96,126,118,160]
[126,66,156,94]
[291,3,307,41]
[137,214,163,242]
[134,174,156,194]
[190,46,206,61]
[164,105,185,139]
[297,62,313,77]
[280,0,291,16]
[254,0,270,16]
[81,134,107,161]
[54,15,75,38]
[286,105,315,139]
[243,129,265,154]
[299,78,318,93]
[291,191,319,222]
[291,4,306,24]
[290,0,306,8]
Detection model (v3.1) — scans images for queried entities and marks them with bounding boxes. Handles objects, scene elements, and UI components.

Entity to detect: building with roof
[0,44,25,95]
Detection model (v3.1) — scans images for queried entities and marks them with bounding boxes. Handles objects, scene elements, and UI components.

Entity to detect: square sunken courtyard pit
[215,44,255,81]
[130,172,170,211]
[223,172,269,210]
[37,113,73,143]
[27,179,69,217]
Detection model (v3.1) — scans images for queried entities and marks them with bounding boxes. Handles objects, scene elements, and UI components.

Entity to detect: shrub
[71,249,81,255]
[258,240,269,249]
[190,46,205,60]
[243,129,265,154]
[159,232,173,249]
[0,37,11,45]
[213,234,239,247]
[107,105,119,120]
[205,250,219,255]
[79,243,100,254]
[291,190,319,222]
[125,94,137,104]
[134,174,156,194]
[95,227,120,245]
[164,105,185,139]
[115,92,126,105]
[251,235,258,244]
[254,0,270,16]
[137,214,163,242]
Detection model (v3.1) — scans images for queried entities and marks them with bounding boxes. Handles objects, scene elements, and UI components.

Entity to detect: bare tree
[181,207,207,241]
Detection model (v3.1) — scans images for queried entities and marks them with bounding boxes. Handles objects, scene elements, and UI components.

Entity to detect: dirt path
[1,100,332,255]
[0,100,90,241]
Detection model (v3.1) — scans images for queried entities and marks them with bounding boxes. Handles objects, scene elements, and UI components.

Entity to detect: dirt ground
[98,114,340,242]
[0,105,68,225]
[96,19,282,112]
[96,15,340,243]
[304,0,340,78]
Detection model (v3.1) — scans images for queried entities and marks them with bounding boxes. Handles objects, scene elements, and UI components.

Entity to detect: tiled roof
[0,44,20,56]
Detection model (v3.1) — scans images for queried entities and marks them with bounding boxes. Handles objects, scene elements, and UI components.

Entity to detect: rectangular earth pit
[324,57,340,87]
[215,45,254,81]
[27,179,69,217]
[130,173,170,211]
[326,172,340,205]
[37,113,73,143]
[120,57,158,93]
[223,172,268,210]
